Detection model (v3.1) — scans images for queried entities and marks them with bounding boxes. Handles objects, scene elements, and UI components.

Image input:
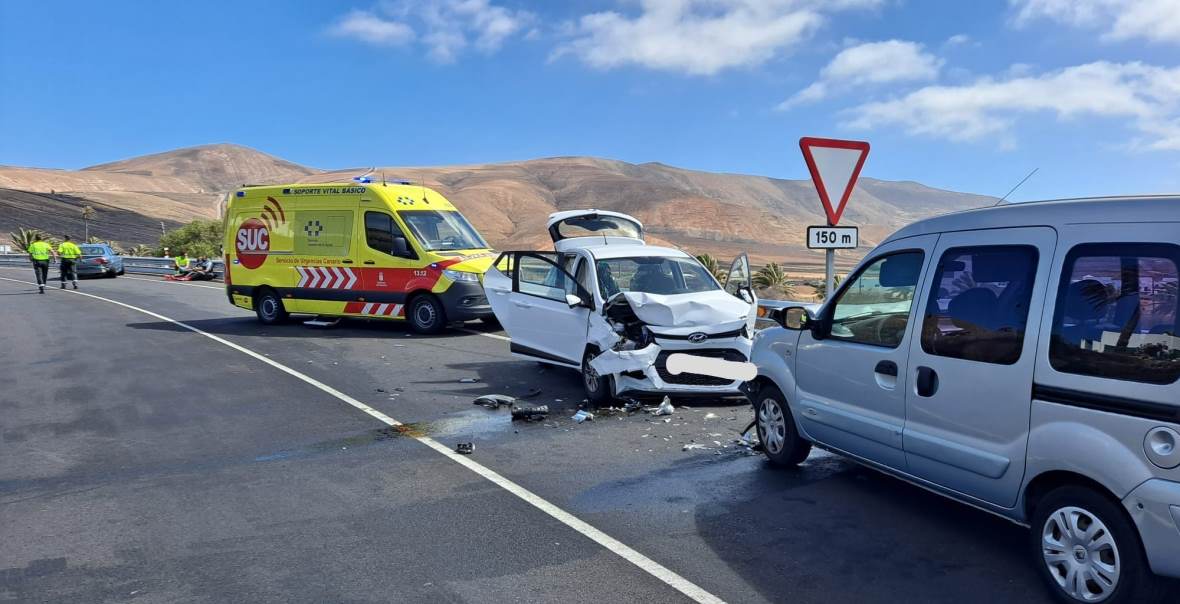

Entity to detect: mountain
[1,145,996,267]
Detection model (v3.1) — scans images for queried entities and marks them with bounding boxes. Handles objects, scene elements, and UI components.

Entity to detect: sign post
[799,137,870,301]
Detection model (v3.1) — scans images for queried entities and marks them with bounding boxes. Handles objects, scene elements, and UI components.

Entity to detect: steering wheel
[874,313,908,344]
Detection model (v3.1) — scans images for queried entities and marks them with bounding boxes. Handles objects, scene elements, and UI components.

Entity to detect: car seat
[1058,279,1110,345]
[632,264,676,294]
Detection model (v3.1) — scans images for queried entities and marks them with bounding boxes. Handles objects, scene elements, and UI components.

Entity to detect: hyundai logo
[687,332,708,344]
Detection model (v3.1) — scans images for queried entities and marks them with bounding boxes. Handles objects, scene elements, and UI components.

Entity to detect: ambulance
[223,180,496,333]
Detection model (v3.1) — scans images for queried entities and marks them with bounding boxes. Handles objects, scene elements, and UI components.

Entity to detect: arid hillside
[2,144,995,265]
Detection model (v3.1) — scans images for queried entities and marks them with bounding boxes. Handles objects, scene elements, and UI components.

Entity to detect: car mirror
[776,306,812,330]
[565,294,583,308]
[738,287,754,304]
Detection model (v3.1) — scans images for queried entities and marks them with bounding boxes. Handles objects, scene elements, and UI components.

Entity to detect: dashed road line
[0,275,725,604]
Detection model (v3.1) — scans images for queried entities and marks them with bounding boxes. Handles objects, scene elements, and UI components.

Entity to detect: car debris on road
[455,442,474,455]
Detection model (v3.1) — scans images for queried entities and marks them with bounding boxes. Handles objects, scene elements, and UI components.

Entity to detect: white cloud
[329,10,414,47]
[554,0,885,76]
[1010,0,1180,44]
[845,61,1180,151]
[944,34,972,47]
[778,40,942,109]
[330,1,534,62]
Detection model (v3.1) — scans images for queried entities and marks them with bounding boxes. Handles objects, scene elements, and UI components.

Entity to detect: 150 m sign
[807,226,858,250]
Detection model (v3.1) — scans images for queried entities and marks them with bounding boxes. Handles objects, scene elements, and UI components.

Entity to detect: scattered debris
[392,344,406,348]
[455,442,474,455]
[473,394,515,409]
[459,378,481,384]
[571,410,595,423]
[703,412,718,420]
[511,405,549,422]
[623,399,642,413]
[303,317,341,328]
[376,388,386,393]
[682,443,710,451]
[394,387,405,392]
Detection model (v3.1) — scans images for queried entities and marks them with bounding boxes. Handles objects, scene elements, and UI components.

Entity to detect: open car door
[484,251,595,367]
[723,253,758,332]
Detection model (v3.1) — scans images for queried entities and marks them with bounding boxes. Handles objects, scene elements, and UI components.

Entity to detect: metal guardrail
[0,254,224,277]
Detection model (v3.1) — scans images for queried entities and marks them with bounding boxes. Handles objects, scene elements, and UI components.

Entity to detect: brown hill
[2,145,995,266]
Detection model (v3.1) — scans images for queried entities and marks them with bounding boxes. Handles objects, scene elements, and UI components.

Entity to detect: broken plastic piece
[458,377,481,384]
[571,410,595,423]
[303,317,341,327]
[473,394,515,409]
[511,405,549,422]
[682,443,709,451]
[456,443,474,455]
[650,396,674,416]
[589,344,660,375]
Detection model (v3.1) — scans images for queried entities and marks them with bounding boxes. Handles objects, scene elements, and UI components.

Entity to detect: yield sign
[799,137,870,226]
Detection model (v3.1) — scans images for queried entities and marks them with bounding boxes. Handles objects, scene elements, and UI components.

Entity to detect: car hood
[619,290,750,328]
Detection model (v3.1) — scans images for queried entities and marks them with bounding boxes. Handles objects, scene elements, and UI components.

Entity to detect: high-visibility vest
[175,255,189,268]
[28,241,52,261]
[58,241,81,259]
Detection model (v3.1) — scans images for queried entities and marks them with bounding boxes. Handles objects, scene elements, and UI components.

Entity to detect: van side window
[1049,243,1180,384]
[365,212,409,257]
[920,246,1039,365]
[828,252,924,348]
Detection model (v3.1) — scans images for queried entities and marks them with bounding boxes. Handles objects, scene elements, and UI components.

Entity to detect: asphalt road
[0,266,1059,603]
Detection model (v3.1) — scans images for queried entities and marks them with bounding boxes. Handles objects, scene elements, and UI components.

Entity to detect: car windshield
[595,256,720,298]
[399,210,488,251]
[81,245,106,256]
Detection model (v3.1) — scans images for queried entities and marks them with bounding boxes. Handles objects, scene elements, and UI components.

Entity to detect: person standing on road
[27,234,55,294]
[57,235,81,290]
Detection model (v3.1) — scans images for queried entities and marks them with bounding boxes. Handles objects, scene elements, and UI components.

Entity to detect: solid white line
[0,275,724,604]
[120,275,223,290]
[455,326,510,341]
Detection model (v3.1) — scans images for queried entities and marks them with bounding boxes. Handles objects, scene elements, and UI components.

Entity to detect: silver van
[749,196,1180,604]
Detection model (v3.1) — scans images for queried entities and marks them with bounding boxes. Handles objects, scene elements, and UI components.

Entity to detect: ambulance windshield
[400,210,488,251]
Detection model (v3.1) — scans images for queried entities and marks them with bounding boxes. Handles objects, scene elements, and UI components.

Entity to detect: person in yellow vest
[57,235,82,290]
[173,251,189,275]
[27,234,55,294]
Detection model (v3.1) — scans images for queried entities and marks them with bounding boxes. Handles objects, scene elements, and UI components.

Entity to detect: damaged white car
[484,210,758,405]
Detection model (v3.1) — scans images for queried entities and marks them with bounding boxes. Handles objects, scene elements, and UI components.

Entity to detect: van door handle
[874,360,898,377]
[363,260,375,265]
[512,301,533,309]
[342,259,353,264]
[916,366,939,397]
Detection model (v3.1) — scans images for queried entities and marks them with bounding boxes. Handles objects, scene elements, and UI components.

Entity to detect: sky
[2,0,1180,201]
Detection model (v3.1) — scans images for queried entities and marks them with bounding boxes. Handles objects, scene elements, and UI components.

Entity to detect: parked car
[77,243,124,278]
[485,210,758,405]
[750,195,1180,604]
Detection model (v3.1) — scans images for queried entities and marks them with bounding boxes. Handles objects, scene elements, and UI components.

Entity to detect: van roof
[886,195,1180,243]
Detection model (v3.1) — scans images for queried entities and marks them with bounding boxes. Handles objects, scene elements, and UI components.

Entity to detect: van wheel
[581,348,614,408]
[1030,485,1164,604]
[755,384,811,467]
[408,294,446,334]
[255,289,289,325]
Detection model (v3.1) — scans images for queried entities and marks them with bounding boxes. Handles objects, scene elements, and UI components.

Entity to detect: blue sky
[2,0,1179,201]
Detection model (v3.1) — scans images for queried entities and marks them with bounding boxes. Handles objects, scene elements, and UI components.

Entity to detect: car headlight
[443,269,480,283]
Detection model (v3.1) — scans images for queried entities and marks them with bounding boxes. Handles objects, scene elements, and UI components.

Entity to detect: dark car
[77,244,124,278]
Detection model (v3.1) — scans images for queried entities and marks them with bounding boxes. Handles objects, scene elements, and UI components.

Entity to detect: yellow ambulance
[223,180,496,333]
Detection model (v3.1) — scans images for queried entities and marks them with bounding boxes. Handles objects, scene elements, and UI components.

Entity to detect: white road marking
[0,275,725,604]
[120,275,223,290]
[455,327,510,341]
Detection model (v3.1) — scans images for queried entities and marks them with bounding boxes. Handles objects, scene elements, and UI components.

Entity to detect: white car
[484,210,758,405]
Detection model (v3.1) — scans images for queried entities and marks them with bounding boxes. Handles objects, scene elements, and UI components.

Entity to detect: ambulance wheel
[581,348,614,408]
[255,289,288,325]
[408,294,446,334]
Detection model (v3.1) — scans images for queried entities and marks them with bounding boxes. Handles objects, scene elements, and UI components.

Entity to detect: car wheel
[581,348,614,407]
[1030,485,1165,604]
[255,289,289,325]
[755,383,811,467]
[117,268,124,276]
[408,294,446,334]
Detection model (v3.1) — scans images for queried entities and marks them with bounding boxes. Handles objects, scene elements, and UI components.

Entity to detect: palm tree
[754,262,795,297]
[814,274,843,300]
[694,253,728,282]
[9,227,48,253]
[126,244,152,256]
[81,206,96,240]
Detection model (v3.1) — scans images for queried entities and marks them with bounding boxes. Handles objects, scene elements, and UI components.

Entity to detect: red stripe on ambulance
[296,266,359,289]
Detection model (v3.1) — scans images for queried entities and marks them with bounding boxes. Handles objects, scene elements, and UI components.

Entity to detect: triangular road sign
[799,137,870,226]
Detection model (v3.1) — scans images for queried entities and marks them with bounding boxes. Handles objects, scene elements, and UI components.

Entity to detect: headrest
[879,254,923,287]
[1063,279,1109,322]
[948,288,999,330]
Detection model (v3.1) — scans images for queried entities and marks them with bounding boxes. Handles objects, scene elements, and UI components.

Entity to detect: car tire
[1029,485,1165,604]
[754,383,811,467]
[581,348,614,407]
[408,294,446,334]
[117,268,124,276]
[255,289,289,325]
